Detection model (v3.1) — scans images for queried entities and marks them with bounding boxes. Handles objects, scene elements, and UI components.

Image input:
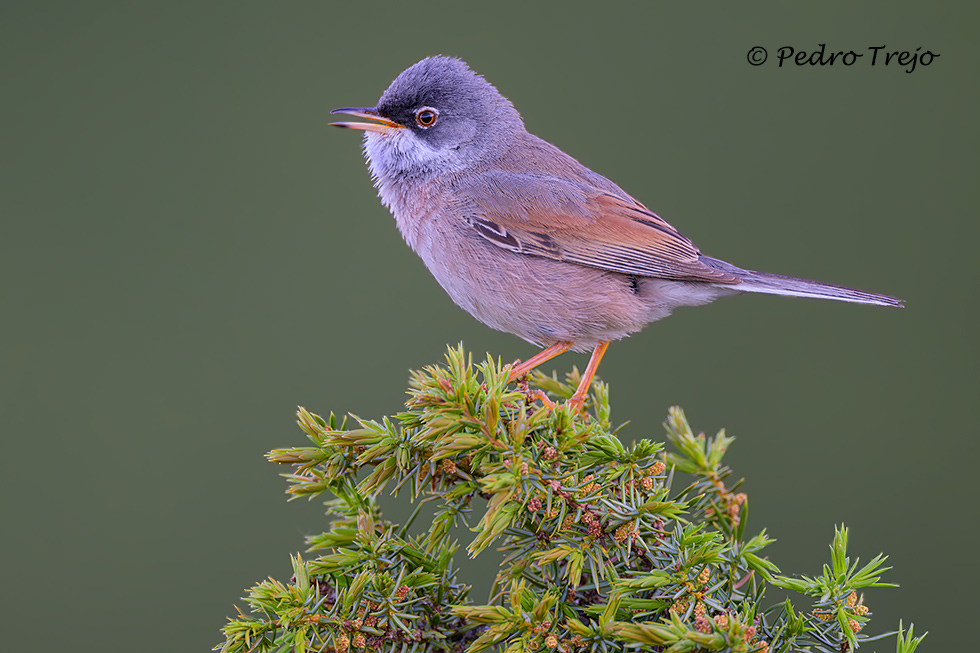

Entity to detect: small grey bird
[331,56,902,409]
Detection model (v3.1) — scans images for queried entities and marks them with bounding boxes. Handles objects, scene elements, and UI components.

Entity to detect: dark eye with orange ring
[415,108,438,127]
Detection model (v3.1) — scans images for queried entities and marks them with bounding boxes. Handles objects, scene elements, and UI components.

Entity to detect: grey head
[330,57,524,181]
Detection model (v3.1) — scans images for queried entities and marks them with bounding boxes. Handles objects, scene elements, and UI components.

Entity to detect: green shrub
[218,346,924,653]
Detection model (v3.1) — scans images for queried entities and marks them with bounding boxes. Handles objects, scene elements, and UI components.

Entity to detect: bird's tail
[700,256,904,308]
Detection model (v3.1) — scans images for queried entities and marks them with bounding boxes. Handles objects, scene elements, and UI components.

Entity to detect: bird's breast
[374,175,446,256]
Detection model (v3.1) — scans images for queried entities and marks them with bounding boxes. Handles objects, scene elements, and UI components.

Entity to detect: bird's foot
[531,389,556,409]
[513,371,556,409]
[564,392,588,414]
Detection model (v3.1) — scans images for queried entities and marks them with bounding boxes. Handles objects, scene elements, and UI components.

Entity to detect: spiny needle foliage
[218,345,925,653]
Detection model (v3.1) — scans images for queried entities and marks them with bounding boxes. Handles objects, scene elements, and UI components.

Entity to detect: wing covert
[456,171,740,284]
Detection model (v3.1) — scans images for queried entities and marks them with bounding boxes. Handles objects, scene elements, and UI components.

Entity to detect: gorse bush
[218,345,924,653]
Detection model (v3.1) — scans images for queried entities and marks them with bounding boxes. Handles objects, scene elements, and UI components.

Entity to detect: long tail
[700,256,904,308]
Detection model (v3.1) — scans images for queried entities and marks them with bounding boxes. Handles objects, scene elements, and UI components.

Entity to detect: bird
[330,56,902,410]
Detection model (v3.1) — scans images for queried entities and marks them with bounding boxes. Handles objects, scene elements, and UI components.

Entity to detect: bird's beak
[329,107,404,133]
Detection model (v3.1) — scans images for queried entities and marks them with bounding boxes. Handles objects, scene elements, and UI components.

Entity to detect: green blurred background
[2,1,975,650]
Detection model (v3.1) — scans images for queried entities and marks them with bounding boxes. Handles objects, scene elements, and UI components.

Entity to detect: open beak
[329,107,404,133]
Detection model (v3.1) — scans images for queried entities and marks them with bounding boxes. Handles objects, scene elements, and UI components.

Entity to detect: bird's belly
[411,216,657,351]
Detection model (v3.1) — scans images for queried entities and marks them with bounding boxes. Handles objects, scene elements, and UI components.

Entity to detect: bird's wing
[455,171,741,284]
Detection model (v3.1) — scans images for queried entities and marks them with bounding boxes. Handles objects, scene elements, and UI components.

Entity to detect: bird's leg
[566,341,610,411]
[507,341,572,381]
[508,342,572,408]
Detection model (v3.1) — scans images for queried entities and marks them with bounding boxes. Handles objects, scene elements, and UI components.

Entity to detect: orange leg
[507,341,572,381]
[567,341,610,411]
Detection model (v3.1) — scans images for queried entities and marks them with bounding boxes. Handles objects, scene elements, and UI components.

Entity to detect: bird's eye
[415,108,438,128]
